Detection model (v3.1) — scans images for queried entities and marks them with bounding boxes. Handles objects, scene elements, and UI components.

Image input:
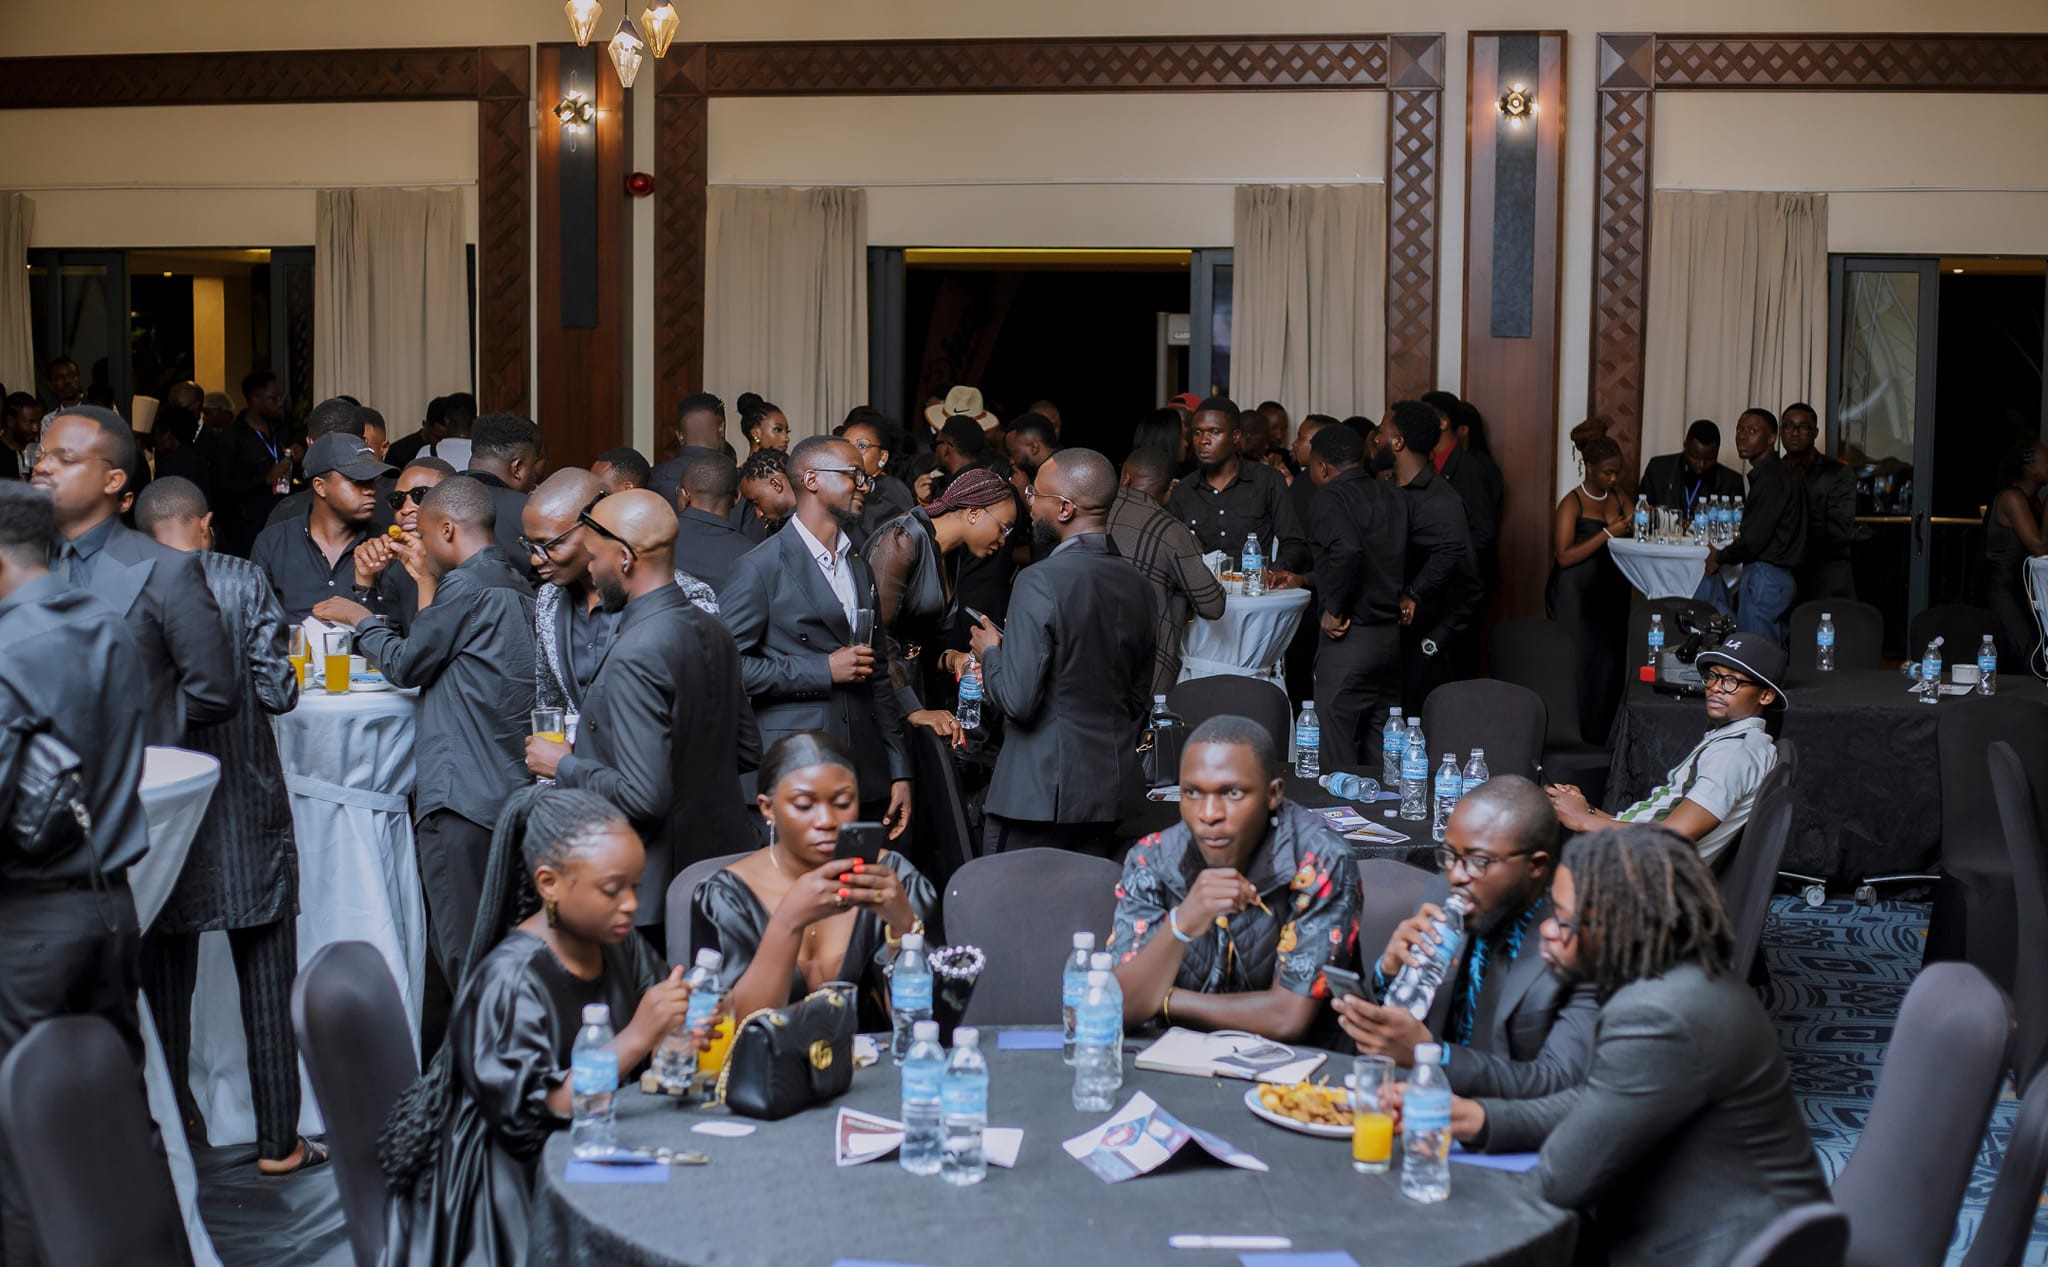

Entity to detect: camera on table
[1650,609,1736,697]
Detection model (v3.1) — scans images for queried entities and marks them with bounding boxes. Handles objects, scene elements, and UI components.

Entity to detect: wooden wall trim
[655,46,710,439]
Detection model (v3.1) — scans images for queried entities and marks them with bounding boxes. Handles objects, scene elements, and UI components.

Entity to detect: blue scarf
[1448,903,1542,1046]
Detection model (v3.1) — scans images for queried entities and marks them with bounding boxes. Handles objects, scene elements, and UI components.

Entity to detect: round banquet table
[1179,588,1313,686]
[530,1033,1575,1267]
[187,685,425,1144]
[1605,537,1736,601]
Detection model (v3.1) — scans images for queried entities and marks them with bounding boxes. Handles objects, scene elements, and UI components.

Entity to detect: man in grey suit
[33,406,238,746]
[721,436,912,838]
[1335,776,1596,1099]
[969,448,1157,857]
[1420,826,1826,1267]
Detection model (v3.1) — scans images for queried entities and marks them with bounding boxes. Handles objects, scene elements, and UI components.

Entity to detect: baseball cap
[305,432,395,482]
[1694,631,1789,708]
[1168,392,1202,412]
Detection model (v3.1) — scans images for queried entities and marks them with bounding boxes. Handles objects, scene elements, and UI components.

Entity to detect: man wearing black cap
[1544,630,1784,865]
[251,431,399,623]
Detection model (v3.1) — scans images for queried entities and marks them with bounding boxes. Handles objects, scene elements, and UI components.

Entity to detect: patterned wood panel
[655,48,710,433]
[1590,85,1653,487]
[1386,85,1442,401]
[1653,34,2048,91]
[477,96,532,415]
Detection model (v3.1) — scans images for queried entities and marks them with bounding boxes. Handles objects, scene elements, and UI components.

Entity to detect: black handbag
[0,716,92,859]
[715,986,857,1120]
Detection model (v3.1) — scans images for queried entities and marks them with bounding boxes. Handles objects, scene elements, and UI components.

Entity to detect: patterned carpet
[1762,895,2041,1265]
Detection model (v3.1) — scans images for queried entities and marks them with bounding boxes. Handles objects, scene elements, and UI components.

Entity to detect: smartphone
[962,605,1001,633]
[1321,965,1368,1002]
[834,821,887,866]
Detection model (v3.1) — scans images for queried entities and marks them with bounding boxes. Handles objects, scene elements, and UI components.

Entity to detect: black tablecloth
[1606,670,1940,883]
[531,1032,1576,1267]
[1120,767,1434,869]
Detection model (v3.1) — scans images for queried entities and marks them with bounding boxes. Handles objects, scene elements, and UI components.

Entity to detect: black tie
[60,542,85,586]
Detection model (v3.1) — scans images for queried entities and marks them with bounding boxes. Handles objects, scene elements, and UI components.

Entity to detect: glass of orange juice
[322,631,352,695]
[1351,1054,1395,1174]
[288,626,309,689]
[530,707,566,744]
[695,1015,735,1076]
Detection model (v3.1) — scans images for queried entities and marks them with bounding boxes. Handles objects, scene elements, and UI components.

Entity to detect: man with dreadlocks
[1397,826,1824,1267]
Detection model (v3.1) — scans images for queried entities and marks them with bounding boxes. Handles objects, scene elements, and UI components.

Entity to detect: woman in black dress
[378,786,698,1267]
[1982,434,2048,668]
[1547,419,1632,739]
[865,467,1017,711]
[694,732,938,1033]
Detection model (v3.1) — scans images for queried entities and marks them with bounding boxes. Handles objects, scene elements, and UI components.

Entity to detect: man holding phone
[1333,776,1595,1097]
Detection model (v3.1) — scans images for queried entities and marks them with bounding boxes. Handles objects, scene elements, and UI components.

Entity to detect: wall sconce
[564,0,603,47]
[1498,83,1535,127]
[608,19,646,88]
[552,90,596,130]
[640,0,680,60]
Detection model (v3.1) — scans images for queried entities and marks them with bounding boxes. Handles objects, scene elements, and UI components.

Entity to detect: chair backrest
[1833,961,2013,1267]
[1355,858,1449,973]
[290,941,418,1267]
[1938,697,2048,885]
[942,848,1122,1026]
[1420,679,1547,783]
[1959,1066,2048,1267]
[1718,740,1798,982]
[666,851,754,968]
[1727,1203,1851,1267]
[1990,741,2048,1086]
[1788,599,1885,674]
[1909,603,2001,664]
[1626,597,1719,671]
[0,1016,190,1267]
[1486,618,1587,749]
[909,725,977,885]
[1166,674,1292,756]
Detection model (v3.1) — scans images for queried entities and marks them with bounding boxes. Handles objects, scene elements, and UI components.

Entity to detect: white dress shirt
[790,514,859,629]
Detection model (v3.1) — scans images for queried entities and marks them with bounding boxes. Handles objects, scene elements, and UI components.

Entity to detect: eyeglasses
[1433,846,1535,877]
[36,447,113,470]
[809,465,875,491]
[518,492,606,561]
[1023,484,1075,510]
[1544,910,1592,941]
[386,486,430,511]
[1701,668,1761,695]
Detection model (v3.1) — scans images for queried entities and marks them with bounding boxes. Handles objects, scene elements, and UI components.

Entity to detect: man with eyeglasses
[1547,631,1784,866]
[1333,776,1597,1097]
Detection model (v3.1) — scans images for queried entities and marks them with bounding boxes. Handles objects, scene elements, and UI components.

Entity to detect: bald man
[318,476,537,977]
[527,489,757,942]
[969,448,1157,856]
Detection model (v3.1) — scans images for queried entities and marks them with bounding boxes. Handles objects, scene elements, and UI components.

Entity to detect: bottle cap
[1443,753,1455,762]
[1444,892,1475,915]
[581,1003,610,1025]
[694,948,723,971]
[899,932,924,952]
[913,1020,939,1041]
[1415,1043,1442,1065]
[953,1026,980,1048]
[1822,612,1832,620]
[1073,931,1096,950]
[1087,969,1109,986]
[1154,694,1167,704]
[1390,708,1402,718]
[1090,952,1113,972]
[1470,748,1483,758]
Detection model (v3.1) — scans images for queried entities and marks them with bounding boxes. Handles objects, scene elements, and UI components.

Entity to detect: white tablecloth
[1179,588,1312,685]
[2030,557,2047,639]
[187,687,422,1145]
[136,747,225,1267]
[1607,538,1737,601]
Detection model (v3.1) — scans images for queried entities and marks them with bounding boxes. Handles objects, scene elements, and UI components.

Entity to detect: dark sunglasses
[578,502,632,554]
[386,486,430,511]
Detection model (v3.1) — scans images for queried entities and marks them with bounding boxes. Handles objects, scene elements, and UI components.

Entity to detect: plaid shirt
[1107,486,1228,695]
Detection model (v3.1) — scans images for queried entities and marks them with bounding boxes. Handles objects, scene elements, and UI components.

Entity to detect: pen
[1168,1235,1293,1251]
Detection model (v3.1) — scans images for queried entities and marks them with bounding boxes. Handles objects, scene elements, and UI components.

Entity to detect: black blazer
[75,520,239,746]
[673,507,754,596]
[1426,897,1598,1100]
[982,533,1157,823]
[1641,453,1745,516]
[1438,446,1503,556]
[556,585,759,926]
[719,524,911,804]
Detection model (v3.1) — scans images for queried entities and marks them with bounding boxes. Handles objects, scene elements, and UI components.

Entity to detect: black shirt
[1309,468,1410,626]
[1641,452,1746,518]
[1165,458,1310,572]
[1797,455,1857,565]
[217,416,289,556]
[1400,467,1483,644]
[1717,453,1809,571]
[674,506,753,596]
[565,593,622,703]
[250,513,389,624]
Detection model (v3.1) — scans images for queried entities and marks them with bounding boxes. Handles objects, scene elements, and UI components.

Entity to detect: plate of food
[1244,1081,1352,1139]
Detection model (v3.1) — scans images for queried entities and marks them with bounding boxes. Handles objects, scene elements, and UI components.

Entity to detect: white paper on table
[982,1127,1023,1168]
[836,1107,905,1166]
[691,1121,756,1138]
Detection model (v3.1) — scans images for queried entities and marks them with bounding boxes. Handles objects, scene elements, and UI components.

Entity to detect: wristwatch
[1421,638,1440,658]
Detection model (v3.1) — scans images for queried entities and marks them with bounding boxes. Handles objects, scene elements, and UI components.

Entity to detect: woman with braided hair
[864,466,1018,713]
[378,785,699,1267]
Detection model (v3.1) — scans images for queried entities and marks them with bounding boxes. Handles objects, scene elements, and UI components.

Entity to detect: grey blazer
[76,521,239,746]
[1431,898,1599,1099]
[1478,961,1827,1267]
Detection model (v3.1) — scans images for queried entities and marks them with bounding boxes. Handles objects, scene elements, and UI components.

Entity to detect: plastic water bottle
[1633,494,1650,541]
[1240,534,1265,598]
[1399,719,1429,822]
[1382,709,1405,787]
[1816,612,1836,673]
[900,1020,944,1176]
[1462,748,1489,793]
[891,932,933,1063]
[940,1027,989,1186]
[1646,613,1665,674]
[1401,1045,1453,1204]
[1430,754,1460,842]
[1920,639,1944,704]
[1089,952,1124,1055]
[656,948,722,1093]
[1383,893,1473,1019]
[1142,695,1187,788]
[1320,771,1381,801]
[956,656,983,731]
[1978,635,1998,696]
[1072,969,1122,1112]
[1294,702,1321,780]
[569,1004,618,1157]
[1061,932,1095,1064]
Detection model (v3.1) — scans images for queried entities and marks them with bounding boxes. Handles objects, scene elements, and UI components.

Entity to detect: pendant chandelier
[566,0,683,89]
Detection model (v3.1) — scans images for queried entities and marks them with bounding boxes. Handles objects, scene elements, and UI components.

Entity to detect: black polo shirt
[250,512,387,624]
[1164,458,1309,571]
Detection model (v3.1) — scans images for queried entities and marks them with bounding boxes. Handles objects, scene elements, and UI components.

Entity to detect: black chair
[0,1016,189,1267]
[1167,674,1291,755]
[1485,618,1610,801]
[909,725,978,885]
[1921,697,2048,991]
[665,851,753,969]
[1959,1067,2048,1267]
[1832,962,2013,1267]
[1625,597,1718,673]
[1727,1202,1851,1267]
[1720,741,1798,981]
[1908,603,2002,665]
[1419,679,1546,783]
[1990,741,2048,1085]
[1787,599,1885,680]
[942,848,1121,1026]
[1356,858,1448,974]
[291,941,419,1267]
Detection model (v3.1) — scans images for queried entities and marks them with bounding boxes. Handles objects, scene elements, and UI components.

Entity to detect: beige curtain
[705,187,867,444]
[1643,191,1829,459]
[1231,184,1386,419]
[314,188,470,438]
[0,194,34,396]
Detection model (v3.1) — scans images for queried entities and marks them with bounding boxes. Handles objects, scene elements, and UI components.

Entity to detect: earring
[767,821,777,850]
[545,897,559,928]
[1269,813,1281,829]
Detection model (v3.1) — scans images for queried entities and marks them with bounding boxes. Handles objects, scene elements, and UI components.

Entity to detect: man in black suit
[463,411,545,578]
[969,448,1156,857]
[1781,402,1857,600]
[674,451,754,596]
[722,436,913,838]
[1378,401,1483,713]
[33,407,237,746]
[1641,419,1746,520]
[1306,424,1409,766]
[647,391,729,509]
[3,392,40,481]
[528,490,757,933]
[1423,392,1505,598]
[214,370,294,557]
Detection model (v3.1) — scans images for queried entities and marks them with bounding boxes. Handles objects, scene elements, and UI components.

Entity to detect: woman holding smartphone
[693,732,937,1030]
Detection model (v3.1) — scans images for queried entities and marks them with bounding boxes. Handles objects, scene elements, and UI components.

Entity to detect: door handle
[1913,512,1927,554]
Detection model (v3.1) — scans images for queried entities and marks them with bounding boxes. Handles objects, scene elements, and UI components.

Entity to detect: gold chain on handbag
[711,986,849,1105]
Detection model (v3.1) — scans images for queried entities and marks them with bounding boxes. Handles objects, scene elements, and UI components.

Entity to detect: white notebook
[1133,1027,1326,1084]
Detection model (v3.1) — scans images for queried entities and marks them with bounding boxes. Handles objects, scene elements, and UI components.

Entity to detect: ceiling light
[564,0,603,46]
[641,0,680,59]
[608,19,645,88]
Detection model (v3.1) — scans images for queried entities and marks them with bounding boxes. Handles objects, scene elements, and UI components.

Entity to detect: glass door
[1190,248,1233,399]
[27,250,131,412]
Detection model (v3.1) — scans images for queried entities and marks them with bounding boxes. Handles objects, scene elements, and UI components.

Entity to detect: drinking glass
[530,707,566,744]
[288,626,310,688]
[322,631,352,695]
[1351,1055,1396,1174]
[851,608,875,648]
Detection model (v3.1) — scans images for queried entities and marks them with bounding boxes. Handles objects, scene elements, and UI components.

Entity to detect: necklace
[1578,482,1609,502]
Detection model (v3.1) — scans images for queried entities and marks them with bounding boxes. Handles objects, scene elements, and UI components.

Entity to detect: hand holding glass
[531,707,566,745]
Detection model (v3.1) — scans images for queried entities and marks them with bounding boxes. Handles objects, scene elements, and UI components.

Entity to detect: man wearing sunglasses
[1547,631,1784,865]
[1335,776,1596,1097]
[341,456,456,632]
